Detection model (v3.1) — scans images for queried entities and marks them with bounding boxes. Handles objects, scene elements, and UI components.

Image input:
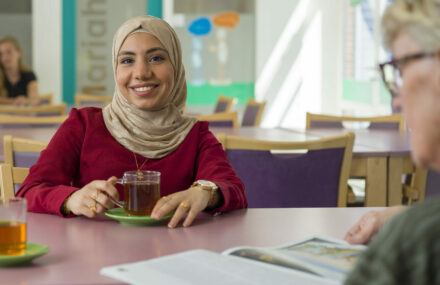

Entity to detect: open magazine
[100,236,366,285]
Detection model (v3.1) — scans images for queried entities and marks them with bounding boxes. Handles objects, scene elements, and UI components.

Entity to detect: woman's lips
[130,85,157,96]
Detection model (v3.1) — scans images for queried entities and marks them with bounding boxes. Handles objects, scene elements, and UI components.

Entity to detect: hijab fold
[103,16,197,159]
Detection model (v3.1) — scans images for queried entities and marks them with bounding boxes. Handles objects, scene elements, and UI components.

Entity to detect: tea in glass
[0,198,27,255]
[123,181,160,216]
[114,170,161,216]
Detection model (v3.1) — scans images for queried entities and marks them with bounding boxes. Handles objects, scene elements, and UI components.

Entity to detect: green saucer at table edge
[0,243,49,267]
[105,208,173,226]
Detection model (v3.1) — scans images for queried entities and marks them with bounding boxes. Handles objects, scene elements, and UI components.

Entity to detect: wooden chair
[306,112,427,205]
[241,99,266,127]
[75,93,113,108]
[0,164,29,199]
[217,132,354,207]
[306,112,406,132]
[213,95,235,113]
[192,111,239,128]
[4,135,48,167]
[0,114,68,125]
[38,93,54,105]
[0,103,67,116]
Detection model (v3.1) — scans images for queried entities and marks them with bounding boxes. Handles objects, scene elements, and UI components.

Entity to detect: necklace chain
[133,152,148,175]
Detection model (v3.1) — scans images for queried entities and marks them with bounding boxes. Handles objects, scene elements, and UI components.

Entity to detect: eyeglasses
[378,52,435,98]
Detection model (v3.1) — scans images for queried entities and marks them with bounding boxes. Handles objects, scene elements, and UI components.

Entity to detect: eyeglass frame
[379,51,436,98]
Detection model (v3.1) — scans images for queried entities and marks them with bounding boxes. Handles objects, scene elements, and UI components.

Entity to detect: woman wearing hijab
[16,15,247,228]
[344,0,440,283]
[0,36,39,106]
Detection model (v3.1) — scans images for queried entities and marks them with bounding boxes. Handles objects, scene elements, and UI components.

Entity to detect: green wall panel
[187,82,254,105]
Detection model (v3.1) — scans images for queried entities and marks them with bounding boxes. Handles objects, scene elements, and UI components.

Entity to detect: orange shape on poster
[213,12,240,28]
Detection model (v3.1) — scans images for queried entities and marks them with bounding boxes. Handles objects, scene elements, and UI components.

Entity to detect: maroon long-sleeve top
[16,108,247,217]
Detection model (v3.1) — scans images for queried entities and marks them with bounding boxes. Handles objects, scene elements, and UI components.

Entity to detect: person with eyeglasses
[344,0,440,283]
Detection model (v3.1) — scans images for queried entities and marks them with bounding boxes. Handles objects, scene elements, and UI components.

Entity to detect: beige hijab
[103,16,197,159]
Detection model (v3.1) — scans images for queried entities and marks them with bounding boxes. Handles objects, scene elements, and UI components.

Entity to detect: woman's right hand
[344,205,406,244]
[65,177,119,218]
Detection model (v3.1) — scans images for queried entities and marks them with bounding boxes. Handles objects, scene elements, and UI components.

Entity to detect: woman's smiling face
[116,32,174,111]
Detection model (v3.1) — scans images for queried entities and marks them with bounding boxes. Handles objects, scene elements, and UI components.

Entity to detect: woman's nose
[134,61,152,80]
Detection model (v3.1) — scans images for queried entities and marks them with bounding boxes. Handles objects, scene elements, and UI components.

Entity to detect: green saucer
[105,208,172,226]
[0,243,49,266]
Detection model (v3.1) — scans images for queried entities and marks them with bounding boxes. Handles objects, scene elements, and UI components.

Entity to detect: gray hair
[382,0,440,51]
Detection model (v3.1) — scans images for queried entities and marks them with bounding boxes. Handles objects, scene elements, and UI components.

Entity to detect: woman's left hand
[12,95,29,107]
[151,186,210,228]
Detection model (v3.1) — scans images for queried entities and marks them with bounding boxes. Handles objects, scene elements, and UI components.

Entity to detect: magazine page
[223,236,366,282]
[101,249,338,285]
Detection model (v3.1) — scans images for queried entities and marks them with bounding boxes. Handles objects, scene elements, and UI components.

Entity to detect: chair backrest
[0,103,67,116]
[213,95,235,113]
[4,135,48,167]
[306,112,405,132]
[0,114,68,127]
[193,111,239,128]
[241,99,266,127]
[0,164,29,199]
[38,93,54,105]
[75,93,113,108]
[217,133,354,207]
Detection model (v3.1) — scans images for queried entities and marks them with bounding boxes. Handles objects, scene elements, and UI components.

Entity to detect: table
[210,127,414,207]
[1,208,375,284]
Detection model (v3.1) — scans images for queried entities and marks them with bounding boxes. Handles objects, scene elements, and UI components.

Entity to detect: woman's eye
[149,55,165,63]
[120,58,134,64]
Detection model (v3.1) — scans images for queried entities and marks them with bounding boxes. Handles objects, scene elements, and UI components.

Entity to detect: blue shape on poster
[188,17,211,36]
[188,17,211,85]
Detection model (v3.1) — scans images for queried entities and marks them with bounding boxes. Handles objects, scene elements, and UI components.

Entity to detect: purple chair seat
[226,148,345,208]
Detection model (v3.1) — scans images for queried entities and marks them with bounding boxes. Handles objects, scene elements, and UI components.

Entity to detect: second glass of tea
[0,197,27,256]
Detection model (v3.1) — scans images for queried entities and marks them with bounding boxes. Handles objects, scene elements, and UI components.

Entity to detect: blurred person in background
[0,35,39,106]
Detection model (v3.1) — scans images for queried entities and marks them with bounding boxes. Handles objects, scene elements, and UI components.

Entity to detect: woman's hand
[151,186,211,228]
[344,206,406,244]
[65,177,119,218]
[12,95,29,107]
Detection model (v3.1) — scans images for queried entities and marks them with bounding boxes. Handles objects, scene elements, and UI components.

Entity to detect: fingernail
[168,223,175,228]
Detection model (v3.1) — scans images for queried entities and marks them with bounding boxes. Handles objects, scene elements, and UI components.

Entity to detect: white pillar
[32,0,62,103]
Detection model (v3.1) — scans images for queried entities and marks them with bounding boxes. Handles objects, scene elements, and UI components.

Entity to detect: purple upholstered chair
[218,133,354,207]
[38,93,53,105]
[3,135,48,194]
[194,111,238,129]
[213,95,235,113]
[241,99,266,127]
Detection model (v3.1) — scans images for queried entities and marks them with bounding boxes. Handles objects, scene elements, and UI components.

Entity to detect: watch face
[197,180,216,187]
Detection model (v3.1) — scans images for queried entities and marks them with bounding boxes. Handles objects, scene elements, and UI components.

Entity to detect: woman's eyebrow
[118,51,135,57]
[146,47,168,54]
[118,47,168,57]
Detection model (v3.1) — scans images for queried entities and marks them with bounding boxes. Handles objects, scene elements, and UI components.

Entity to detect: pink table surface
[1,208,376,285]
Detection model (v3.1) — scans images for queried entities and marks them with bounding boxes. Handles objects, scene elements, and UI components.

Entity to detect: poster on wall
[171,0,255,106]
